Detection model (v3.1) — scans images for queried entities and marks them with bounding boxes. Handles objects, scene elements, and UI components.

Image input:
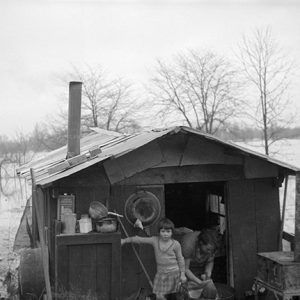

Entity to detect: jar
[79,214,92,233]
[61,213,77,234]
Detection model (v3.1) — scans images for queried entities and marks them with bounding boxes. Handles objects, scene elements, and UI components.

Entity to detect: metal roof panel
[18,126,299,186]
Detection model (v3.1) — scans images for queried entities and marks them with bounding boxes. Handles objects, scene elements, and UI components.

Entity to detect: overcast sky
[1,0,300,137]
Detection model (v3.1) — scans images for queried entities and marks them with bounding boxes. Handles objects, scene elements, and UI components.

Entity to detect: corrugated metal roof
[17,127,174,185]
[17,126,299,186]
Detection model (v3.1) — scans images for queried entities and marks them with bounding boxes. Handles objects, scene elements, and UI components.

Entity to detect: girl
[121,218,187,300]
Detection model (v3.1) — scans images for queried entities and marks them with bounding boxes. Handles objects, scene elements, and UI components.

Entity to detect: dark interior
[164,182,227,284]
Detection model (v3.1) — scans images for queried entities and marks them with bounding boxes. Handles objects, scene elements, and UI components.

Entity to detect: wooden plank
[102,158,125,184]
[155,133,188,167]
[52,166,111,221]
[295,172,300,261]
[77,244,97,295]
[31,169,52,300]
[119,165,244,185]
[110,184,164,298]
[180,135,243,166]
[50,191,59,282]
[279,176,289,251]
[254,178,281,252]
[244,157,279,179]
[56,233,121,299]
[96,243,112,298]
[227,179,257,299]
[56,232,120,245]
[56,165,110,188]
[103,141,164,184]
[55,243,69,298]
[111,236,121,300]
[68,245,85,293]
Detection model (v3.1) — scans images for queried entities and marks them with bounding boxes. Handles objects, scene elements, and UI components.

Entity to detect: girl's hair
[198,229,218,252]
[158,218,175,233]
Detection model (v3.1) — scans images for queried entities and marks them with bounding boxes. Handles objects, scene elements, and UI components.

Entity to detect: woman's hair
[157,218,175,233]
[197,229,218,252]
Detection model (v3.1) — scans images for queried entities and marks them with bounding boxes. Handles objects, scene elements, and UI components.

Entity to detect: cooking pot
[95,217,117,233]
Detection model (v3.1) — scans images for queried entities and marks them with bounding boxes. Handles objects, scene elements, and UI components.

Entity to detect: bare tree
[150,50,242,134]
[0,131,33,198]
[237,27,294,155]
[30,122,68,151]
[65,65,143,134]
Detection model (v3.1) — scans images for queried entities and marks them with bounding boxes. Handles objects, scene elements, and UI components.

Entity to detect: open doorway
[165,182,227,284]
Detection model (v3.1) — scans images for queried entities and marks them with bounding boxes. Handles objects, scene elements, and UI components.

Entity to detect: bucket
[61,213,77,234]
[188,282,234,300]
[19,247,45,299]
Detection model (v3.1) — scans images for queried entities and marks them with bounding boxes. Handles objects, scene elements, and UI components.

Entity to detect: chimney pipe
[67,81,82,159]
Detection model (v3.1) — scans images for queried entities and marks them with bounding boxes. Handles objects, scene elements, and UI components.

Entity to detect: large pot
[95,217,117,233]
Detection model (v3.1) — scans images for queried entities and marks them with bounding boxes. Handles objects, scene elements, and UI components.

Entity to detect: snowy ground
[0,168,29,297]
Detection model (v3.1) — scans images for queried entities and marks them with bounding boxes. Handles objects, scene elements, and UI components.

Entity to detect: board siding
[228,178,280,299]
[254,179,280,253]
[227,179,258,299]
[55,232,121,300]
[119,165,243,186]
[110,184,164,298]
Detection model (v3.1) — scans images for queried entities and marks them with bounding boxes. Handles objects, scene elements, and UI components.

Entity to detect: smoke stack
[67,81,82,159]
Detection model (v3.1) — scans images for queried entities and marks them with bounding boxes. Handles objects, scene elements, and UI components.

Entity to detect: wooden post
[31,169,53,299]
[279,175,288,251]
[294,172,300,261]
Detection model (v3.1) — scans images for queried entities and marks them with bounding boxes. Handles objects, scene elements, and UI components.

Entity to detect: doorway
[164,182,228,284]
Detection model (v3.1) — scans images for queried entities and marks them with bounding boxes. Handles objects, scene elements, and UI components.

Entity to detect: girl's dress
[128,236,185,297]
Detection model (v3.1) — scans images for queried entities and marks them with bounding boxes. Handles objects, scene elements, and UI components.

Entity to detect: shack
[17,82,300,300]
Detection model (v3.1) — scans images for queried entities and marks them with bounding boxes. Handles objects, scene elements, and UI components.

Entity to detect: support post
[294,172,300,261]
[279,175,288,251]
[31,169,53,299]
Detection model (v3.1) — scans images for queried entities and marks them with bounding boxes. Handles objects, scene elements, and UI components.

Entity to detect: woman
[180,229,218,299]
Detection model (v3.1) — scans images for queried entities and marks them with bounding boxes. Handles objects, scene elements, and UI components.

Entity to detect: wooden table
[254,277,300,300]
